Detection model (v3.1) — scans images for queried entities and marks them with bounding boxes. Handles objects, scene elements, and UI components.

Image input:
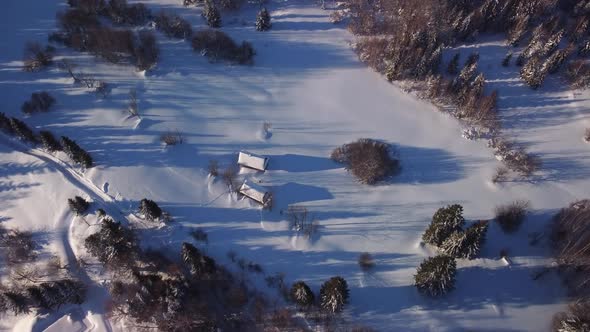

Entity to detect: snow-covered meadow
[1,0,589,330]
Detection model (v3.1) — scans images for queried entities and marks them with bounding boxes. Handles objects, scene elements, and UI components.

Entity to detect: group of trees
[422,204,488,260]
[52,0,159,71]
[331,139,400,185]
[347,0,590,91]
[183,0,271,31]
[416,204,488,297]
[191,29,255,64]
[290,277,350,314]
[61,136,93,168]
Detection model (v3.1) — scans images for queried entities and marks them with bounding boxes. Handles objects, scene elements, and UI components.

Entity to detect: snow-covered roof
[238,151,269,171]
[239,180,269,204]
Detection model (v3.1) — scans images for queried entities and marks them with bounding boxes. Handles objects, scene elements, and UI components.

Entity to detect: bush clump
[495,200,529,234]
[414,255,456,297]
[61,136,93,168]
[358,252,375,271]
[191,29,255,64]
[422,204,465,246]
[319,276,349,313]
[290,281,314,308]
[331,138,400,185]
[139,198,163,221]
[68,196,90,216]
[21,92,56,114]
[26,279,86,310]
[23,42,55,72]
[134,31,159,71]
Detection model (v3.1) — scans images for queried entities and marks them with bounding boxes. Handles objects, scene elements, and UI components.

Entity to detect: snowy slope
[1,0,588,331]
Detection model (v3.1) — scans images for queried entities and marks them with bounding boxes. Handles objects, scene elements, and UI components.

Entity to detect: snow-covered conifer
[414,255,456,297]
[256,7,271,31]
[203,0,221,28]
[422,204,465,246]
[139,198,162,221]
[319,276,349,313]
[68,196,90,216]
[290,281,314,308]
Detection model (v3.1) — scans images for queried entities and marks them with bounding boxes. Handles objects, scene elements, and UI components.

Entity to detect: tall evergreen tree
[422,204,465,246]
[256,8,271,31]
[319,276,349,313]
[290,281,314,308]
[414,255,456,297]
[203,0,221,28]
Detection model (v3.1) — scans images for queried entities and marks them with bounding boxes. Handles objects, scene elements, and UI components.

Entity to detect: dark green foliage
[181,242,216,278]
[139,198,162,221]
[203,0,221,28]
[191,30,255,64]
[84,217,139,268]
[495,200,529,233]
[39,130,62,152]
[331,139,400,184]
[27,279,86,310]
[256,8,272,31]
[290,281,314,308]
[21,91,56,114]
[447,53,459,75]
[61,136,93,168]
[10,118,36,143]
[414,255,456,297]
[319,276,349,313]
[422,204,465,246]
[68,196,90,216]
[0,112,13,133]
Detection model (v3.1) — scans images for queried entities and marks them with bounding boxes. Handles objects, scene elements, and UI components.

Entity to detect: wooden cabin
[238,151,269,172]
[239,180,271,206]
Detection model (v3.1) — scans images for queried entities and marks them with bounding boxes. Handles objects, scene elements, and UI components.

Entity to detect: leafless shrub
[552,300,590,332]
[331,138,400,184]
[208,160,219,176]
[21,92,56,114]
[358,252,375,271]
[160,129,184,146]
[127,88,139,118]
[330,10,346,24]
[0,229,37,265]
[552,200,590,296]
[222,165,238,191]
[286,205,318,238]
[495,200,530,234]
[492,166,509,183]
[488,137,541,177]
[23,42,55,72]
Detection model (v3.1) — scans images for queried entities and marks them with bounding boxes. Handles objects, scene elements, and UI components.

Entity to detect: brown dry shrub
[331,139,400,184]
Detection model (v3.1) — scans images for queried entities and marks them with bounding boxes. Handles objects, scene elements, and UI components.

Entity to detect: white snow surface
[1,0,589,331]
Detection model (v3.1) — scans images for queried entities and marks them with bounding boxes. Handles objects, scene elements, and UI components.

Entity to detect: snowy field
[1,0,589,331]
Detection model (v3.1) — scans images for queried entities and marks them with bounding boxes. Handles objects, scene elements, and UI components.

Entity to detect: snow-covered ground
[1,0,589,331]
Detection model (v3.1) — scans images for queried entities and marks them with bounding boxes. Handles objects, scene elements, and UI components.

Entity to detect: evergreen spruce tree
[447,53,460,75]
[414,255,456,297]
[520,56,546,89]
[422,204,465,246]
[60,136,93,168]
[0,112,13,134]
[255,7,271,31]
[181,242,216,278]
[290,281,314,308]
[10,118,36,143]
[203,0,221,28]
[39,130,61,152]
[319,276,349,313]
[68,196,90,216]
[139,198,162,221]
